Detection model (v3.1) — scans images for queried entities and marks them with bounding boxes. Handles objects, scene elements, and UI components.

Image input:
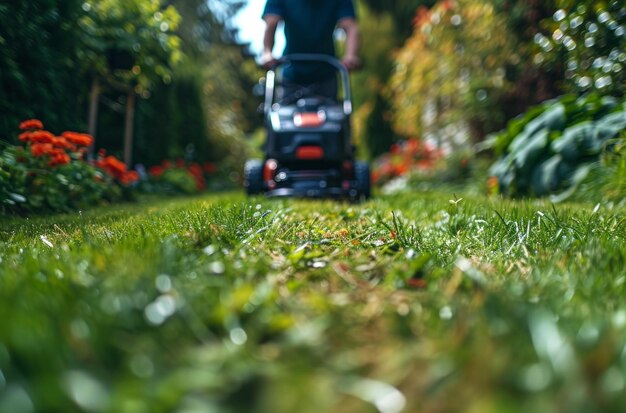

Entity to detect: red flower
[149,165,165,177]
[30,143,54,157]
[19,119,44,131]
[28,130,56,144]
[62,131,94,147]
[120,171,140,185]
[175,158,185,168]
[188,163,203,177]
[19,132,33,143]
[96,155,127,179]
[48,152,71,167]
[52,136,76,151]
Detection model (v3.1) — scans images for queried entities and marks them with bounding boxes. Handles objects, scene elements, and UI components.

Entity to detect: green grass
[1,191,625,413]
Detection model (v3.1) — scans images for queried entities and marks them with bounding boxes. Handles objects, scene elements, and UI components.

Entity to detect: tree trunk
[87,76,100,157]
[124,91,136,167]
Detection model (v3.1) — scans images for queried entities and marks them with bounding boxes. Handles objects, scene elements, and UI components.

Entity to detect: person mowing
[261,0,361,101]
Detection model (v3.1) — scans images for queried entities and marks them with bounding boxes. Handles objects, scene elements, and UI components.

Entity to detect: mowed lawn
[1,191,625,413]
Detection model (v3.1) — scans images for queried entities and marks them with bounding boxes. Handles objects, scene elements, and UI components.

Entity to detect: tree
[389,0,518,143]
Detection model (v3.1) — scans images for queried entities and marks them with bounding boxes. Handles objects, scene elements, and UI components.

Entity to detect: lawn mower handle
[265,54,352,115]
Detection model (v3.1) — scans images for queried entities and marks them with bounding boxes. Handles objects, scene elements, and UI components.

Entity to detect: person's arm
[262,14,281,68]
[338,17,361,71]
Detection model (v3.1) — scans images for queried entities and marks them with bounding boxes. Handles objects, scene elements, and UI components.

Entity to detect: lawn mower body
[244,54,370,200]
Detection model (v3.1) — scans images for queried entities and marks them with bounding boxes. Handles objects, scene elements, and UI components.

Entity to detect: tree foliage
[534,0,625,97]
[139,0,260,175]
[78,0,182,92]
[358,0,436,40]
[389,0,517,141]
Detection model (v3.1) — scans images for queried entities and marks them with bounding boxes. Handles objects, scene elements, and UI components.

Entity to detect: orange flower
[52,136,76,151]
[394,163,409,175]
[97,155,127,179]
[19,119,44,131]
[19,132,33,143]
[29,130,56,144]
[120,170,140,185]
[105,156,127,175]
[62,131,94,147]
[487,176,499,195]
[30,143,54,157]
[48,152,71,167]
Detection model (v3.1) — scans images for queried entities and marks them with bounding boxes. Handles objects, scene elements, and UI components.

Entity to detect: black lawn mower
[244,54,371,200]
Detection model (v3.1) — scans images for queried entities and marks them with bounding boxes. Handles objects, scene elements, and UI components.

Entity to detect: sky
[230,0,285,57]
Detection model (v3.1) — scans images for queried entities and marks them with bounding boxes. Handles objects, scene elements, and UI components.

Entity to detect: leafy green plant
[569,131,626,205]
[488,94,626,199]
[141,160,218,195]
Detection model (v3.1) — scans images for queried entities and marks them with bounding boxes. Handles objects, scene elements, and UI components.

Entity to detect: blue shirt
[263,0,356,82]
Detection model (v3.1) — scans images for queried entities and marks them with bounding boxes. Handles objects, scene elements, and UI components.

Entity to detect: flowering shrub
[95,150,140,186]
[1,119,137,214]
[371,139,443,185]
[143,159,218,195]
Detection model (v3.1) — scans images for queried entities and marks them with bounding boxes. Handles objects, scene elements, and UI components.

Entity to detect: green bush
[141,167,198,195]
[569,131,626,205]
[488,94,626,199]
[1,121,136,215]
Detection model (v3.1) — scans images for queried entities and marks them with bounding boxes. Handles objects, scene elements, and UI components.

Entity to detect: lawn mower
[244,54,371,200]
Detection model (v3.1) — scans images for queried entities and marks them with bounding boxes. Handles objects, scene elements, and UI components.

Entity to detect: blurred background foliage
[0,0,624,191]
[0,0,257,177]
